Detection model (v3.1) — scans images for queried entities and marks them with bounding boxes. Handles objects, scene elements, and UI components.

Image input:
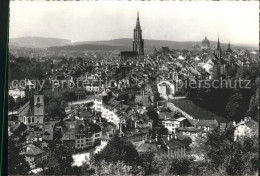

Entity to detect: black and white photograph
[7,1,259,175]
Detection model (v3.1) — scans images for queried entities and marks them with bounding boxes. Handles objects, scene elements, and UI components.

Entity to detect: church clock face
[36,103,41,108]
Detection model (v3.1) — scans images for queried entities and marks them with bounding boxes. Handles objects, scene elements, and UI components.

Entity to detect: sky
[10,1,259,45]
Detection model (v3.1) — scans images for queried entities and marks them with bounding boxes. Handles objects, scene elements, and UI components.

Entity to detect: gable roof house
[233,117,258,141]
[158,136,186,158]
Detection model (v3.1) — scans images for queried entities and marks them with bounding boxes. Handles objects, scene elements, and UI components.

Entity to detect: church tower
[34,94,44,116]
[226,41,233,53]
[34,55,44,122]
[215,36,221,59]
[133,11,144,56]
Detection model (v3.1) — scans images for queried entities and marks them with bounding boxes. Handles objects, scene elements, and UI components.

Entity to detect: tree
[41,144,76,175]
[45,98,65,119]
[170,157,192,175]
[75,57,83,64]
[91,135,142,169]
[141,152,155,175]
[236,66,251,80]
[15,96,29,109]
[181,137,192,152]
[147,109,159,126]
[62,91,77,103]
[159,126,168,135]
[202,126,259,175]
[116,93,129,104]
[91,160,144,176]
[8,136,30,174]
[46,100,60,118]
[246,90,259,121]
[226,91,244,121]
[72,69,83,78]
[8,95,15,112]
[154,92,162,102]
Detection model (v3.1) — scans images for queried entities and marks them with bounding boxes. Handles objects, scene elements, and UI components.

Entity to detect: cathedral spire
[217,36,221,50]
[214,36,221,59]
[133,11,144,56]
[135,11,141,29]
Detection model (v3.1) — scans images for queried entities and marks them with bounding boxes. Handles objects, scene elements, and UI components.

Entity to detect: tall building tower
[215,36,221,59]
[133,11,144,56]
[34,94,44,116]
[202,37,210,49]
[226,41,233,53]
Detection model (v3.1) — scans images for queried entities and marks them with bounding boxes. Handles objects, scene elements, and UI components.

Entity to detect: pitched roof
[187,119,199,126]
[158,112,174,120]
[197,120,219,127]
[79,110,93,117]
[244,119,258,130]
[23,144,44,156]
[17,101,30,116]
[160,137,185,149]
[137,143,158,153]
[61,132,76,141]
[177,127,200,132]
[42,131,53,141]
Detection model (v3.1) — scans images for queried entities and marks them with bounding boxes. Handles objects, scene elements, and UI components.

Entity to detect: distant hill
[73,38,258,51]
[48,44,131,52]
[9,37,258,51]
[9,37,71,48]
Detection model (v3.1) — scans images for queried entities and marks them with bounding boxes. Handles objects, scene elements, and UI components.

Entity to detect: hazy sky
[10,1,259,45]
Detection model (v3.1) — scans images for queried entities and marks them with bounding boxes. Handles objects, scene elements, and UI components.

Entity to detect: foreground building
[18,94,45,126]
[233,117,258,141]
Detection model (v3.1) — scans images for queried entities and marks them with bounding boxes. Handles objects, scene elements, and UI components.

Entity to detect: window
[37,97,40,103]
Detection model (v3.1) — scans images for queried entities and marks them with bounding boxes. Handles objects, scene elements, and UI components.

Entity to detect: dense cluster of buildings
[8,12,259,171]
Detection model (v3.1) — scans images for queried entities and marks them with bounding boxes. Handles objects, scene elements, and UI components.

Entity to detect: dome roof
[202,37,210,43]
